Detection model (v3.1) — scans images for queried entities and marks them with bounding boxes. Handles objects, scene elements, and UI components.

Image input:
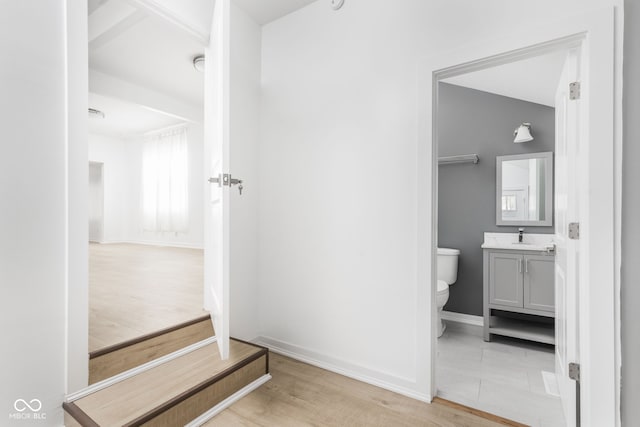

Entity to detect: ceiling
[88,0,320,138]
[234,0,318,25]
[88,93,184,138]
[442,50,567,107]
[88,0,205,137]
[89,2,205,107]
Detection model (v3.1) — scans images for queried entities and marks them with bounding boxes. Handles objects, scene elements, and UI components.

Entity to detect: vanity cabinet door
[523,254,555,312]
[489,252,524,308]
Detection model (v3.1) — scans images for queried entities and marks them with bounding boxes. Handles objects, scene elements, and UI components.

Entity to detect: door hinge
[569,362,581,382]
[569,82,581,100]
[568,222,580,240]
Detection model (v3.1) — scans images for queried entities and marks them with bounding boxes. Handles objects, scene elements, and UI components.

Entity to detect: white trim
[441,311,484,327]
[254,336,432,403]
[185,374,272,427]
[423,7,619,425]
[124,0,209,44]
[96,240,204,250]
[65,336,217,402]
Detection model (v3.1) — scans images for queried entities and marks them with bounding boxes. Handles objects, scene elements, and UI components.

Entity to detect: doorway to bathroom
[435,51,564,423]
[424,11,617,427]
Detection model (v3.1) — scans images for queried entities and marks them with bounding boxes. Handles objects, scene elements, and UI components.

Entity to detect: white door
[204,0,230,359]
[554,48,580,427]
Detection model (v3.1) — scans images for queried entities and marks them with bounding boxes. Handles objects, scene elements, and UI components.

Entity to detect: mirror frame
[496,151,553,227]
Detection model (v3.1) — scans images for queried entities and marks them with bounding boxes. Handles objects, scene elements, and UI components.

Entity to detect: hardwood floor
[206,354,511,427]
[89,243,205,352]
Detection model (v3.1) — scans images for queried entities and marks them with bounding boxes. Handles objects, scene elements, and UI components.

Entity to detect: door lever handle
[208,174,243,195]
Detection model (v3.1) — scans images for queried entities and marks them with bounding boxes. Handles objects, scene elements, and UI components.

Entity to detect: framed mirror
[496,152,553,226]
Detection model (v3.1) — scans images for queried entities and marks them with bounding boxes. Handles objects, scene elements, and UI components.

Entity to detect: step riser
[134,354,267,426]
[66,339,269,426]
[64,412,82,427]
[90,316,214,384]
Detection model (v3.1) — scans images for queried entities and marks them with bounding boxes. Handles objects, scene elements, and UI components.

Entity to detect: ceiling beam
[90,10,148,50]
[124,0,210,44]
[89,69,203,123]
[89,0,146,48]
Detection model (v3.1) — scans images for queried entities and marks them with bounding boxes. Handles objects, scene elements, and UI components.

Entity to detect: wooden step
[89,314,215,384]
[65,339,269,426]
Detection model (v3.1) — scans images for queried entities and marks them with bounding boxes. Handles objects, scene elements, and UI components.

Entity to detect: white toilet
[437,247,460,337]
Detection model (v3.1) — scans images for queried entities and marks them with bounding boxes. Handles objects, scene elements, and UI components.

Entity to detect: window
[502,195,517,212]
[142,126,189,233]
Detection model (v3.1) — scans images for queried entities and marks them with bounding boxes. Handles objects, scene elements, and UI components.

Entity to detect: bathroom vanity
[482,233,556,345]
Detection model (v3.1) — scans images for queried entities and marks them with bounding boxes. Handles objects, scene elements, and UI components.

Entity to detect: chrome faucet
[518,228,525,243]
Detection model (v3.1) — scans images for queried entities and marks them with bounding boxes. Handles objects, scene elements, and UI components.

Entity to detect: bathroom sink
[481,232,555,251]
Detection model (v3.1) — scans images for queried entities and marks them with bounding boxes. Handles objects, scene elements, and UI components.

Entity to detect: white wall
[89,163,104,242]
[257,0,623,401]
[229,3,262,340]
[88,134,130,242]
[0,0,85,424]
[88,123,205,248]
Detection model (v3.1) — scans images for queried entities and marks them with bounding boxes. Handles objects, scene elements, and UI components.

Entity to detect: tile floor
[436,321,566,427]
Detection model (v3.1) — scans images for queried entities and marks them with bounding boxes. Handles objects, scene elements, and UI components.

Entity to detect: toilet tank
[437,247,460,284]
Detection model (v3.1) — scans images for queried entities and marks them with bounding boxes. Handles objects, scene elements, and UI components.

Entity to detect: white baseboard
[186,374,272,426]
[97,239,204,250]
[253,336,431,403]
[441,311,484,327]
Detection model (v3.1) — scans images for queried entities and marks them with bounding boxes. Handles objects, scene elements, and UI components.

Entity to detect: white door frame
[66,0,212,392]
[419,7,617,426]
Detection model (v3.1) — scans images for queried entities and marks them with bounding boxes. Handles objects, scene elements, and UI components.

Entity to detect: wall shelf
[438,154,479,165]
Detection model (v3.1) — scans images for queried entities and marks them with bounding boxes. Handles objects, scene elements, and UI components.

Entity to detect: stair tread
[89,315,215,384]
[74,340,261,426]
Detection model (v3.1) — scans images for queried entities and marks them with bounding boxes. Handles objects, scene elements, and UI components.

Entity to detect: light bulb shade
[513,123,533,143]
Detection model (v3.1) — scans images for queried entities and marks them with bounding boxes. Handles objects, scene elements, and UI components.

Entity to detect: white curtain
[142,126,189,233]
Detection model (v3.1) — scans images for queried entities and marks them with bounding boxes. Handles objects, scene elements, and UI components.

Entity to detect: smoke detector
[88,108,105,119]
[330,0,344,10]
[193,55,205,72]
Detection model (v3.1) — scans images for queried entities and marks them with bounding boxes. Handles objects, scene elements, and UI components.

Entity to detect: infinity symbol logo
[14,399,42,412]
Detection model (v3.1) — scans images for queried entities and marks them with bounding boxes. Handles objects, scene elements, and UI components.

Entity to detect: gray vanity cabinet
[523,254,555,312]
[488,252,524,308]
[483,248,555,344]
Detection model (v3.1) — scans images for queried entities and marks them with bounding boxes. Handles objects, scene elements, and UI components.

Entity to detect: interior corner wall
[0,1,68,424]
[437,83,555,316]
[88,133,130,243]
[257,0,623,399]
[621,0,639,424]
[229,1,262,341]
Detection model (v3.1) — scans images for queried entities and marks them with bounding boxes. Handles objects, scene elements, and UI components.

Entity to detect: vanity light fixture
[513,122,533,143]
[192,55,205,72]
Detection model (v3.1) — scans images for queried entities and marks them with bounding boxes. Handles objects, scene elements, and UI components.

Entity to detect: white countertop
[481,232,556,252]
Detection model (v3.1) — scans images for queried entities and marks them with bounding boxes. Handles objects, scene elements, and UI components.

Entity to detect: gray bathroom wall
[622,0,640,424]
[438,82,555,316]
